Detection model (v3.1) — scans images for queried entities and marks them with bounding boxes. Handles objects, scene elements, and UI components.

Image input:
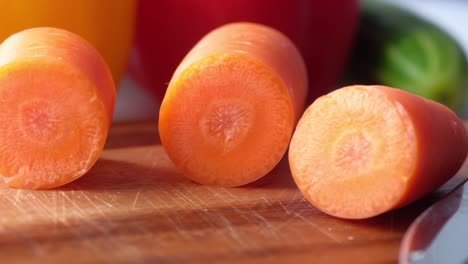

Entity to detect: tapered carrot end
[289,85,419,219]
[160,54,295,187]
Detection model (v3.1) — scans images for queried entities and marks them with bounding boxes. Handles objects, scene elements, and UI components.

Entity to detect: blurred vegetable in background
[130,0,359,103]
[348,0,468,113]
[0,0,137,84]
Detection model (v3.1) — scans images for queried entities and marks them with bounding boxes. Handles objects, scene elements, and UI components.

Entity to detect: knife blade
[399,179,468,264]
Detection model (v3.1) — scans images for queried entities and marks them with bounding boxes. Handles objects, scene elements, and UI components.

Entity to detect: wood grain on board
[0,122,466,264]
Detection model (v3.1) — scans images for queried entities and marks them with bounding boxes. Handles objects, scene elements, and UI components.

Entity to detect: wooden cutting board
[0,122,466,264]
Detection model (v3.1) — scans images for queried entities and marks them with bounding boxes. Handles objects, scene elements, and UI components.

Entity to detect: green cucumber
[349,0,468,112]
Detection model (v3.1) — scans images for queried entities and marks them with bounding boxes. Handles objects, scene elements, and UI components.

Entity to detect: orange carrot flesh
[0,27,115,189]
[159,22,308,187]
[289,85,467,219]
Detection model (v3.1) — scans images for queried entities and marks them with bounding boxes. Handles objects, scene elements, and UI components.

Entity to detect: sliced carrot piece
[0,27,115,189]
[289,85,467,219]
[159,22,308,187]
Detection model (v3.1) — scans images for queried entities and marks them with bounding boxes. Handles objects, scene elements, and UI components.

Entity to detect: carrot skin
[382,86,468,207]
[289,85,467,219]
[169,22,308,120]
[159,22,308,187]
[0,28,115,120]
[0,27,115,189]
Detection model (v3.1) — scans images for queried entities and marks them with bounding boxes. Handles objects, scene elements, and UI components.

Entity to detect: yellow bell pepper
[0,0,136,84]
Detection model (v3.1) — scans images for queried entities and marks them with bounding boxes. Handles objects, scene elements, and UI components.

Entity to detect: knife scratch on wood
[171,187,222,233]
[1,194,46,256]
[82,192,108,215]
[160,184,190,208]
[274,200,309,244]
[220,188,281,244]
[282,193,309,216]
[29,192,57,219]
[261,196,273,207]
[217,214,247,247]
[180,184,209,206]
[172,187,204,209]
[59,191,144,261]
[148,189,172,208]
[132,188,141,209]
[60,191,112,236]
[293,209,342,243]
[203,186,234,207]
[144,197,192,240]
[277,200,292,215]
[14,189,23,203]
[92,193,114,208]
[273,190,332,243]
[220,188,248,206]
[219,188,280,237]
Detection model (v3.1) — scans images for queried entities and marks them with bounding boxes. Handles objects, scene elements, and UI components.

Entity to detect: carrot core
[160,22,307,187]
[333,131,371,170]
[160,54,294,186]
[289,86,417,219]
[0,62,108,189]
[199,98,255,153]
[20,99,61,142]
